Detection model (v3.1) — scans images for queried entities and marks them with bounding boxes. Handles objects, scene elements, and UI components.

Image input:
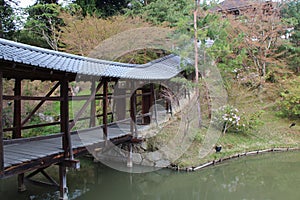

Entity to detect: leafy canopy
[0,0,17,39]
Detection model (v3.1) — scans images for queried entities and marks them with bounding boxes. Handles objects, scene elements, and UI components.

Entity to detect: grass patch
[145,81,300,168]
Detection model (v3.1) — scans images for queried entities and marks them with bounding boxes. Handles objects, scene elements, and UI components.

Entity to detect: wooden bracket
[61,159,80,169]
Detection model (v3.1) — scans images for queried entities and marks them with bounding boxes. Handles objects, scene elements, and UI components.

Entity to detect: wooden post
[60,79,73,159]
[130,91,137,138]
[13,78,26,191]
[18,173,26,192]
[59,79,71,200]
[130,91,134,135]
[141,87,151,125]
[0,72,3,173]
[115,85,126,121]
[59,164,68,200]
[151,84,158,126]
[127,144,133,168]
[102,79,108,140]
[13,78,21,139]
[89,79,96,128]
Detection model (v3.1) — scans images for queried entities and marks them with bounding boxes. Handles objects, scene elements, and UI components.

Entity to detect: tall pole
[194,0,202,127]
[194,0,199,84]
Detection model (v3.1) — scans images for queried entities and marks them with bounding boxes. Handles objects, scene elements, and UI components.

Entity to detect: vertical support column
[150,84,155,118]
[115,83,126,121]
[59,79,71,200]
[59,165,68,200]
[89,79,96,128]
[17,173,26,192]
[151,84,158,126]
[127,143,133,168]
[102,79,108,140]
[13,78,26,191]
[130,91,137,138]
[141,87,151,125]
[0,72,3,174]
[13,78,21,139]
[60,79,73,159]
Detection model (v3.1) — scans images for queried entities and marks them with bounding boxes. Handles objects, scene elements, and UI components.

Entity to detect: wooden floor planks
[3,123,137,169]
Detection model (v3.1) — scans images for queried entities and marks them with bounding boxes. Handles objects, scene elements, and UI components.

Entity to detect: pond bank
[168,147,300,172]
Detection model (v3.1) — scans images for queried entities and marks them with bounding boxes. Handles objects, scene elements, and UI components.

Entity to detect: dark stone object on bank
[289,122,296,128]
[215,146,222,153]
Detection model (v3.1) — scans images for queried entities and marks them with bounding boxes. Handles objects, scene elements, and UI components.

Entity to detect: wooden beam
[3,133,63,145]
[3,112,113,132]
[60,79,73,159]
[0,61,77,82]
[102,79,108,140]
[0,72,4,172]
[69,79,104,131]
[21,82,60,126]
[3,95,61,101]
[89,79,96,127]
[70,93,112,101]
[3,153,65,178]
[13,78,22,139]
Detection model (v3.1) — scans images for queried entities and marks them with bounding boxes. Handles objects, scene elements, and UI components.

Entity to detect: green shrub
[277,77,300,119]
[277,90,300,119]
[192,131,203,143]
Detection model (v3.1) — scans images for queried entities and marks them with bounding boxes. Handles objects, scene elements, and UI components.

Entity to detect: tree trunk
[194,4,202,128]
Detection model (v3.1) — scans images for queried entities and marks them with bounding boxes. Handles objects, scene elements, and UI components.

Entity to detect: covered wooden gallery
[0,38,182,199]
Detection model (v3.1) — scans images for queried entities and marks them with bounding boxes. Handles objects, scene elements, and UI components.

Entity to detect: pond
[1,151,300,200]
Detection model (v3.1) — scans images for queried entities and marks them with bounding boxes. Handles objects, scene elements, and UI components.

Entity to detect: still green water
[1,151,300,200]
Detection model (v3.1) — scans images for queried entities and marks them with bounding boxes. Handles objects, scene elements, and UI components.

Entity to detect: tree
[0,0,17,39]
[227,1,286,89]
[73,0,130,17]
[281,0,300,73]
[59,13,149,55]
[125,0,193,27]
[282,0,300,45]
[22,3,64,50]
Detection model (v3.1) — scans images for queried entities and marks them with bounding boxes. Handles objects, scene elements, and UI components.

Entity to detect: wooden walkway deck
[2,121,148,177]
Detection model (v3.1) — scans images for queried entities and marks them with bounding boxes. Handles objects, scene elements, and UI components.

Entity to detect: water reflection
[1,152,300,200]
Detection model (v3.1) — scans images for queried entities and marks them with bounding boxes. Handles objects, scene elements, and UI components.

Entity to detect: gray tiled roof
[0,38,181,80]
[211,0,254,12]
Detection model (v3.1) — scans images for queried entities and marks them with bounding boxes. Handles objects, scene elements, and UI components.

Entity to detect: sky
[18,0,67,8]
[18,0,34,8]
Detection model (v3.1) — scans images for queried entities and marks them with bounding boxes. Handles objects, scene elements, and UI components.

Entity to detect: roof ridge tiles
[0,38,138,68]
[0,38,182,80]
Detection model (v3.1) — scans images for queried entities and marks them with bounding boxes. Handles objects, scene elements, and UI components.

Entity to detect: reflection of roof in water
[0,38,181,80]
